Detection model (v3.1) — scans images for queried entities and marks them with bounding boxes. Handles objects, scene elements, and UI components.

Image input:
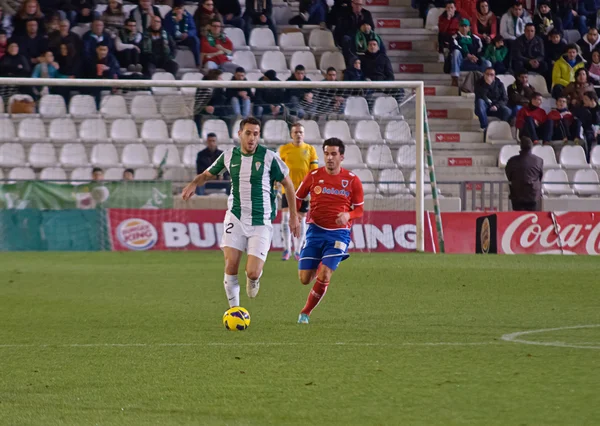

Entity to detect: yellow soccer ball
[223,307,251,331]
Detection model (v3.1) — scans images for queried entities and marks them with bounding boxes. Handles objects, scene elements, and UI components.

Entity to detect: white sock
[224,274,240,307]
[294,217,307,254]
[281,211,291,252]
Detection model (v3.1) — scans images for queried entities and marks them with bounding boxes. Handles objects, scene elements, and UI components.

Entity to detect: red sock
[301,278,329,316]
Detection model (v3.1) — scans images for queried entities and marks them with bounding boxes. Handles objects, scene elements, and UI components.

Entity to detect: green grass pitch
[1,252,599,425]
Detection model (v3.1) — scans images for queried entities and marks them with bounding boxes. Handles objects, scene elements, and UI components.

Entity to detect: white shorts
[220,212,273,262]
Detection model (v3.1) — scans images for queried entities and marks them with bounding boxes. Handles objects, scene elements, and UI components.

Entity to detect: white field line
[501,324,600,350]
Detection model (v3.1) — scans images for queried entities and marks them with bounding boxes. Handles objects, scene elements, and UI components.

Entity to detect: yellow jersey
[278,142,319,193]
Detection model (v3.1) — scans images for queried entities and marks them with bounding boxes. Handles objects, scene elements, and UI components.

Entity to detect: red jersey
[295,167,364,230]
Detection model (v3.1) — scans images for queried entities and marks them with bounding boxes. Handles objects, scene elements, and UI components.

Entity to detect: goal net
[0,77,442,253]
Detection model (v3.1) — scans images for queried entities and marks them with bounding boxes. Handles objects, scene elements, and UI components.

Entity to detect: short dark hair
[0,29,6,36]
[125,18,136,25]
[445,0,455,5]
[124,168,135,176]
[548,29,561,37]
[566,43,578,51]
[294,64,305,72]
[326,67,336,73]
[512,0,522,7]
[584,90,598,101]
[235,67,245,73]
[206,132,217,138]
[525,22,535,29]
[323,137,345,155]
[557,95,567,102]
[516,70,528,77]
[210,17,221,25]
[92,167,103,174]
[531,91,543,99]
[520,136,533,151]
[239,117,261,130]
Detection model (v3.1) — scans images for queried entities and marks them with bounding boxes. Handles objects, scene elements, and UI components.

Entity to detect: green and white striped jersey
[208,145,289,226]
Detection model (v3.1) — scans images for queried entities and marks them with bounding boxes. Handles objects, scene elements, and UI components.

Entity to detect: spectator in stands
[499,1,532,43]
[362,39,394,81]
[130,0,161,34]
[587,50,600,83]
[472,0,496,46]
[508,70,535,118]
[82,19,115,60]
[242,0,277,42]
[353,22,383,59]
[92,167,104,181]
[226,66,252,117]
[474,66,511,129]
[141,15,178,76]
[216,0,244,31]
[512,23,547,75]
[580,90,600,159]
[253,69,284,118]
[0,30,6,59]
[545,29,567,69]
[344,56,366,81]
[47,19,82,57]
[316,66,345,113]
[437,0,461,62]
[577,26,600,63]
[516,92,547,144]
[17,19,47,67]
[115,18,142,71]
[201,18,238,72]
[164,0,200,67]
[553,0,588,36]
[72,0,97,25]
[563,68,594,107]
[195,0,223,36]
[123,168,134,180]
[0,39,31,76]
[449,18,491,86]
[31,49,64,98]
[289,0,328,28]
[84,42,119,78]
[56,42,80,77]
[533,0,562,36]
[196,132,230,195]
[505,136,543,211]
[335,0,374,56]
[328,0,351,29]
[551,43,584,98]
[483,35,508,74]
[12,0,45,37]
[543,95,583,144]
[455,0,476,21]
[196,68,230,117]
[0,6,14,38]
[286,64,315,118]
[102,0,126,31]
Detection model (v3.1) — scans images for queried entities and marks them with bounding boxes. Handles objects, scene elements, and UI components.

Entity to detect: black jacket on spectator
[334,7,374,45]
[11,15,46,38]
[47,31,83,56]
[57,47,81,77]
[286,74,312,100]
[254,76,285,106]
[17,33,48,64]
[141,29,177,62]
[82,30,116,59]
[508,81,536,108]
[197,148,231,179]
[362,50,394,81]
[197,88,229,116]
[83,52,120,78]
[38,0,71,17]
[243,0,273,19]
[532,8,562,36]
[0,51,31,76]
[226,77,252,101]
[451,32,484,57]
[545,39,567,64]
[475,76,507,107]
[577,34,600,63]
[73,0,97,24]
[217,0,242,17]
[344,66,366,81]
[513,34,545,63]
[505,151,543,204]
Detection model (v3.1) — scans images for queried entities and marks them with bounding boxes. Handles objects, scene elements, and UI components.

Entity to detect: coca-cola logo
[501,213,600,255]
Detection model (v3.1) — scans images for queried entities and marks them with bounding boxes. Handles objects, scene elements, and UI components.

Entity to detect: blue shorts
[298,224,352,271]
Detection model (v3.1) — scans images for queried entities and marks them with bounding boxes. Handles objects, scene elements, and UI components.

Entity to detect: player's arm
[281,176,300,238]
[309,146,319,171]
[295,173,312,211]
[182,154,223,200]
[336,176,364,226]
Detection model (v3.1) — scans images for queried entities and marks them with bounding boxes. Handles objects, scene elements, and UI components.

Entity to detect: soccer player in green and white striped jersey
[182,117,300,308]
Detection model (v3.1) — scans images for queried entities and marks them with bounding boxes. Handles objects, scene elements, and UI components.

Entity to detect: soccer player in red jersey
[294,137,364,324]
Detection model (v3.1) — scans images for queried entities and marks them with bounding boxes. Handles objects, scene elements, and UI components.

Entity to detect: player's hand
[182,182,197,201]
[335,212,350,226]
[289,214,301,238]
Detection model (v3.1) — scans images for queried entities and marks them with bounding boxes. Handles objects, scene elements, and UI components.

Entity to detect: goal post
[0,76,440,253]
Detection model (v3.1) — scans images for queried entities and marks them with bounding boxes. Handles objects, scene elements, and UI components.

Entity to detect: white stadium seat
[0,143,26,167]
[319,51,346,73]
[104,167,125,180]
[160,95,192,120]
[498,145,520,168]
[396,144,417,168]
[141,119,171,145]
[262,120,289,144]
[39,94,67,118]
[260,51,288,73]
[18,118,46,142]
[100,95,129,118]
[529,74,550,97]
[323,120,353,143]
[366,145,395,169]
[343,145,365,169]
[110,118,140,144]
[308,29,337,52]
[79,118,109,143]
[344,97,371,119]
[425,7,443,30]
[163,167,190,181]
[152,71,177,94]
[175,49,196,69]
[354,120,384,144]
[384,120,414,145]
[373,97,401,118]
[276,70,292,81]
[591,146,600,169]
[486,121,514,144]
[249,27,279,51]
[152,144,181,167]
[573,169,600,196]
[290,51,318,72]
[543,169,574,195]
[532,145,560,169]
[59,143,89,168]
[131,95,161,119]
[298,120,322,143]
[279,32,310,52]
[378,169,410,195]
[559,145,589,169]
[351,169,376,193]
[182,144,204,168]
[69,94,98,118]
[496,74,515,89]
[202,119,231,142]
[232,51,259,72]
[40,167,67,183]
[91,144,120,168]
[134,167,157,180]
[0,118,17,142]
[28,143,57,168]
[225,27,250,51]
[172,119,202,144]
[49,118,77,143]
[409,170,432,195]
[122,144,151,168]
[9,167,36,182]
[181,72,204,95]
[70,167,92,184]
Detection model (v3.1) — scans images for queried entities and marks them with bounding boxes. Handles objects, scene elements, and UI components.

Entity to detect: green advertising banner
[0,181,173,210]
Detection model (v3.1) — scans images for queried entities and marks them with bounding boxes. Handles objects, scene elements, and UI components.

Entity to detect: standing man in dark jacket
[505,136,544,211]
[362,39,394,81]
[512,23,547,74]
[195,132,230,195]
[474,66,511,129]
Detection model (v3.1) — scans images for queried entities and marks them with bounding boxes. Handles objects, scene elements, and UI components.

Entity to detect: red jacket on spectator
[456,0,477,21]
[438,11,461,37]
[472,13,497,40]
[516,105,547,129]
[547,107,574,126]
[201,34,233,65]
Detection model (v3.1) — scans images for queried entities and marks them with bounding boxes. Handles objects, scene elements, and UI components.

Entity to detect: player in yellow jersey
[278,122,319,261]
